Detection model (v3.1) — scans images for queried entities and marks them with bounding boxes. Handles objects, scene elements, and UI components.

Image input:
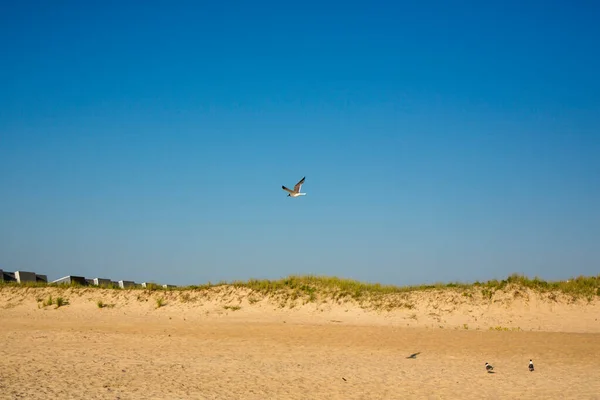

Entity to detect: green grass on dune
[1,273,599,301]
[230,273,600,303]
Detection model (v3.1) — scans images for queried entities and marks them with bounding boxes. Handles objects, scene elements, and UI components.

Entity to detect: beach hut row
[0,269,176,289]
[0,269,47,283]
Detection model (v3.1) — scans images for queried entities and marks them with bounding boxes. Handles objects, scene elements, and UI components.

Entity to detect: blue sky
[1,1,599,286]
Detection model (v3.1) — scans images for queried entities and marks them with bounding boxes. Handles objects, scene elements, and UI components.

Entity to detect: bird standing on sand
[485,363,494,372]
[282,176,306,197]
[529,360,534,372]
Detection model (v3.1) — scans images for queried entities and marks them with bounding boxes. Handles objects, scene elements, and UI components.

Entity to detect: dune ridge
[2,275,600,399]
[2,274,599,333]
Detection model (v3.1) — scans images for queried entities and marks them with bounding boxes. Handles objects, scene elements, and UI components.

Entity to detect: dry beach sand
[1,282,600,399]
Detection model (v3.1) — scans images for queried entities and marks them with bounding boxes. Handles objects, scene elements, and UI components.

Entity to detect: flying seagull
[485,363,494,372]
[282,176,306,197]
[406,352,421,359]
[529,360,534,372]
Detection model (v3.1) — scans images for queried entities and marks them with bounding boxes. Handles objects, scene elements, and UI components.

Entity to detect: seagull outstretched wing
[293,176,305,192]
[282,185,295,194]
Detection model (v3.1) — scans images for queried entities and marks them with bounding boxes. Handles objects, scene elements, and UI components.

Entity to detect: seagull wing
[282,185,295,194]
[293,176,305,192]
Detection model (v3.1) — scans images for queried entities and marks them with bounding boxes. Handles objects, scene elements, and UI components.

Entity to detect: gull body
[282,176,306,198]
[529,360,534,372]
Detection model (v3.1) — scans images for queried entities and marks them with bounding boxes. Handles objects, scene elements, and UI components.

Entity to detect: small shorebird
[529,360,534,372]
[485,362,494,372]
[282,176,306,198]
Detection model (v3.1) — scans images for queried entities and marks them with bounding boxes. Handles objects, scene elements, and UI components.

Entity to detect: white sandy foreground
[1,285,599,399]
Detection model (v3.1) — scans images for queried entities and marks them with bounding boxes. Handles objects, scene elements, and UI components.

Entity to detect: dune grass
[2,274,599,305]
[36,294,69,309]
[228,273,600,301]
[155,297,165,308]
[96,299,116,309]
[55,296,67,308]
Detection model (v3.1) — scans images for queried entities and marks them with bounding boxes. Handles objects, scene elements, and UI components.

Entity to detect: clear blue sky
[1,1,599,286]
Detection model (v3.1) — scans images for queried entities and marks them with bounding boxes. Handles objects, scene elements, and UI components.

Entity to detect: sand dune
[1,284,599,399]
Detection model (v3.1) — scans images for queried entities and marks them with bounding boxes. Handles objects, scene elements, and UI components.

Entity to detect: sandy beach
[1,285,599,399]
